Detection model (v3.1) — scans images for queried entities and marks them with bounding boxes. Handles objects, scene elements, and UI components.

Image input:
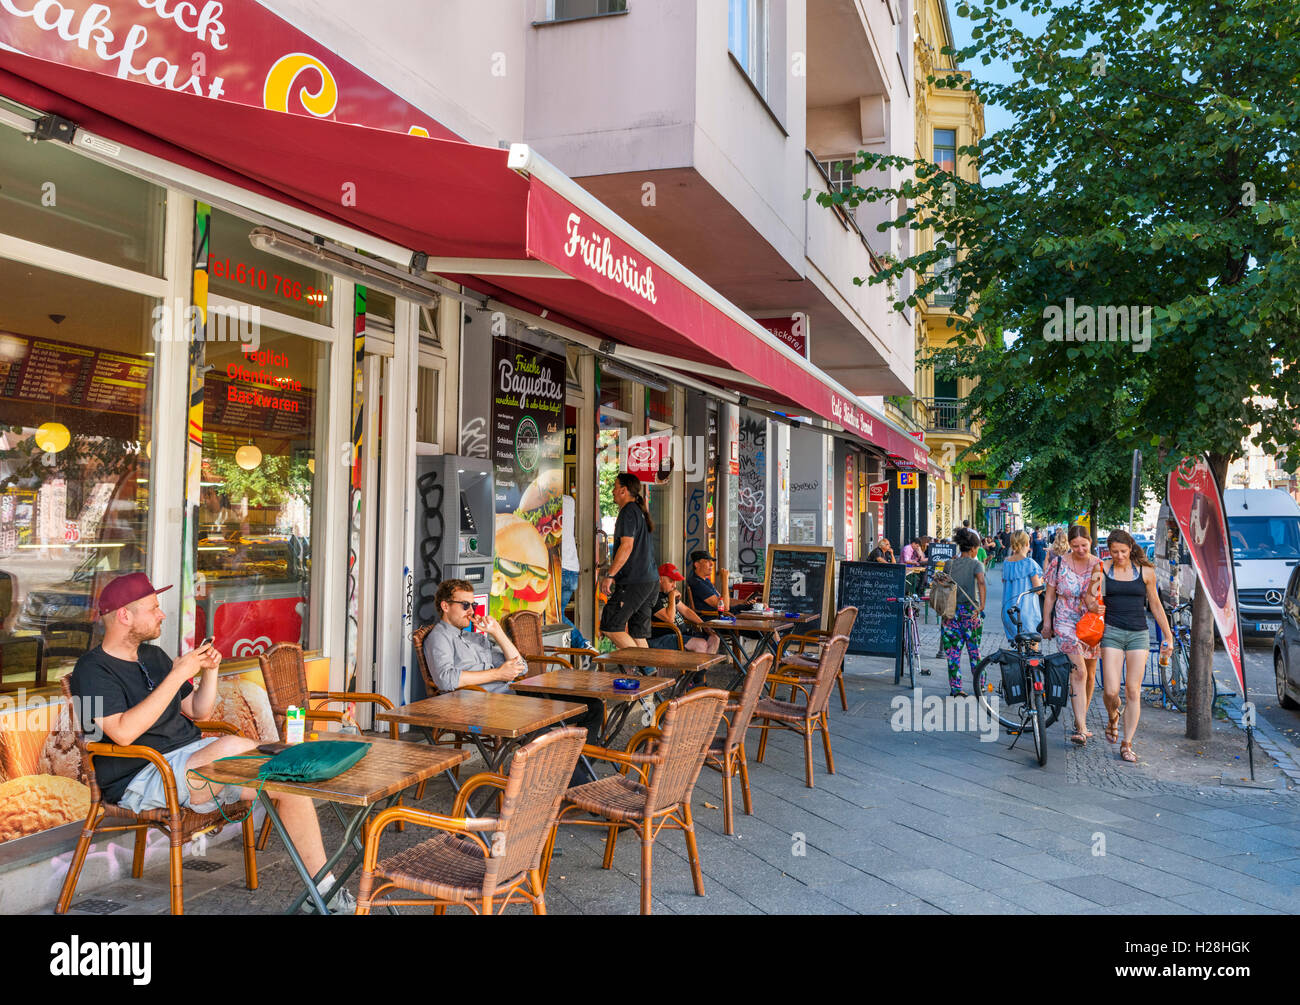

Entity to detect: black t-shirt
[612,501,656,584]
[651,590,692,638]
[867,547,894,564]
[69,643,200,805]
[686,572,719,610]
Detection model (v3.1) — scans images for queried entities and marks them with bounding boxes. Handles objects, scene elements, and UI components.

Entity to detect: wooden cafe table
[707,612,819,688]
[376,690,588,774]
[593,647,728,698]
[198,735,468,915]
[511,669,675,747]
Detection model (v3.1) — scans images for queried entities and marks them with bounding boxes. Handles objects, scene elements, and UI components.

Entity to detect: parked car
[1272,565,1300,709]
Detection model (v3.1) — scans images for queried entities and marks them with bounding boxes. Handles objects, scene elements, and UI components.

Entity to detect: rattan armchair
[355,725,585,915]
[706,653,771,835]
[542,687,728,914]
[752,635,849,788]
[768,606,858,711]
[55,677,258,916]
[257,642,393,847]
[502,610,598,671]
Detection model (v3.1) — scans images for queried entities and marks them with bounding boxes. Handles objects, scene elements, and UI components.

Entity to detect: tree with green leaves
[815,0,1300,738]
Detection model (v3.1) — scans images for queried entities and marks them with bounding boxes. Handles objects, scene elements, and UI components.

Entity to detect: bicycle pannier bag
[927,571,958,620]
[1042,651,1072,709]
[997,650,1027,705]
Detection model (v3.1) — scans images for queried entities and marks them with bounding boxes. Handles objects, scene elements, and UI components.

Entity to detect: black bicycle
[971,587,1062,766]
[886,593,926,688]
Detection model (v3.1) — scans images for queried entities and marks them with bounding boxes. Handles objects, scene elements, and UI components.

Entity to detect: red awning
[0,48,926,465]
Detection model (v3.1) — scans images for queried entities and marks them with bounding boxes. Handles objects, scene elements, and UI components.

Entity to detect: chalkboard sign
[762,545,835,629]
[838,560,907,661]
[927,541,957,563]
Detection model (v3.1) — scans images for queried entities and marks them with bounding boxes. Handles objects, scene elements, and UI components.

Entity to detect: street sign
[897,471,917,490]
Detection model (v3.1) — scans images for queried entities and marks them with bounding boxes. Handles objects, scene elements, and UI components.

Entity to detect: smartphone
[199,636,215,649]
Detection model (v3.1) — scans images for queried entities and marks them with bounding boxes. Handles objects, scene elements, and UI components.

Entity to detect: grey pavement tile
[812,874,915,911]
[1170,890,1281,915]
[999,881,1108,914]
[872,899,951,914]
[1003,826,1095,855]
[1194,869,1300,912]
[1198,828,1299,857]
[1080,897,1197,915]
[866,867,981,900]
[1049,874,1148,907]
[942,854,1043,890]
[924,889,1031,914]
[1238,824,1300,848]
[1230,803,1300,825]
[946,831,1038,859]
[990,850,1091,881]
[1213,859,1300,889]
[1158,832,1261,860]
[1185,807,1273,829]
[1090,857,1214,898]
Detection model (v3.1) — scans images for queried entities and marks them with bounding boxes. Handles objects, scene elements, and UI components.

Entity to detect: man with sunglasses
[423,579,528,693]
[69,573,343,907]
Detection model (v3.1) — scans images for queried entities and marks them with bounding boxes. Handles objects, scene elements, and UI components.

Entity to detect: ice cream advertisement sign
[1167,455,1245,693]
[0,0,456,137]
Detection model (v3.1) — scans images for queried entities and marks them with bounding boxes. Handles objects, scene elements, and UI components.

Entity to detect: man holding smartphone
[69,573,340,905]
[423,580,528,693]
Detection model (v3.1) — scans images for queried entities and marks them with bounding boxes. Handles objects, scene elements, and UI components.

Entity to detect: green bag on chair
[257,740,371,781]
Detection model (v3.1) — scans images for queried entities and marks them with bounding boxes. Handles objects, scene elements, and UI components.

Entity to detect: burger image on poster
[491,513,551,617]
[518,469,563,550]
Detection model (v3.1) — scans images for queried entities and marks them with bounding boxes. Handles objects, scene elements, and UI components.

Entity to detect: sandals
[1069,731,1087,746]
[1119,741,1137,763]
[1105,710,1120,744]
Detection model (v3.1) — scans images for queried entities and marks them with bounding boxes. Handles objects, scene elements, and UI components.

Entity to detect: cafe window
[208,208,333,324]
[196,326,329,656]
[0,258,156,685]
[0,122,166,277]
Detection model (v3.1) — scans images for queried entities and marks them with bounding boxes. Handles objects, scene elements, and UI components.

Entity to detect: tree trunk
[1185,452,1230,741]
[1089,499,1099,548]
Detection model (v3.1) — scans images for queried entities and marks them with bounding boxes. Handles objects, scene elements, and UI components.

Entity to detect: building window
[0,258,156,676]
[208,208,333,325]
[729,0,769,96]
[821,159,855,195]
[932,242,958,306]
[549,0,626,19]
[195,327,329,656]
[934,128,957,173]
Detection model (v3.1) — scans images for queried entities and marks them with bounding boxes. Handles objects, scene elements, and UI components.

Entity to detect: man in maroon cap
[69,573,346,910]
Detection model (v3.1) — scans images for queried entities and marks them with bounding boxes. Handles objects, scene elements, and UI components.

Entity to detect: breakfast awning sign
[0,0,457,137]
[490,335,565,625]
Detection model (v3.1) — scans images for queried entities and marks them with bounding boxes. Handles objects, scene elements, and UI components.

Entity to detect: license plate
[1256,622,1281,632]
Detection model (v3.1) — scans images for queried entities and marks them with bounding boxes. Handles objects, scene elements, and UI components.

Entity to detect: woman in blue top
[999,530,1044,638]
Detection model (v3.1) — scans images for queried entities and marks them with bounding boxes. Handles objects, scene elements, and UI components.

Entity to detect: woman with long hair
[1099,529,1174,763]
[999,530,1044,638]
[940,527,986,697]
[599,472,658,650]
[1042,524,1101,744]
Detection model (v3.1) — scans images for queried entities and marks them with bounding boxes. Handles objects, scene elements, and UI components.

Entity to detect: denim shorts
[1100,624,1149,653]
[118,736,245,814]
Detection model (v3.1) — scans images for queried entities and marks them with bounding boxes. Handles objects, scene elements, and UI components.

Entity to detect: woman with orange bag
[1042,524,1102,746]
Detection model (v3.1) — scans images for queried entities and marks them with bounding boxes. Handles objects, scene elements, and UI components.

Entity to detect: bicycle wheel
[905,630,916,689]
[1030,690,1047,766]
[1161,642,1190,712]
[972,654,1018,733]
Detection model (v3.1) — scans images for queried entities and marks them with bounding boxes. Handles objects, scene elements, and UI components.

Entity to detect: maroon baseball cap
[658,563,685,581]
[98,572,172,617]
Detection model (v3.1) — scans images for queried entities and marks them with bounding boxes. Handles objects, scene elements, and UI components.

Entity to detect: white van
[1226,489,1300,636]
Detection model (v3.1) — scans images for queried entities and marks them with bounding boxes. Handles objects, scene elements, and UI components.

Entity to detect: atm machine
[410,454,494,700]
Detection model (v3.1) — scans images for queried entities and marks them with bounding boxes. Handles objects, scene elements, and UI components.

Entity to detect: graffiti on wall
[737,414,767,579]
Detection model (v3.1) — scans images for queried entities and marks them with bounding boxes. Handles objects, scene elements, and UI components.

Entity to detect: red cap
[98,572,172,617]
[658,563,685,581]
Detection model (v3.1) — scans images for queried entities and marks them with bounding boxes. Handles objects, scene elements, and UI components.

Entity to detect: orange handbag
[1074,560,1105,647]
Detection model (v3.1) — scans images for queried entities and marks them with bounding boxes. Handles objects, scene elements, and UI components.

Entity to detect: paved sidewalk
[41,565,1300,915]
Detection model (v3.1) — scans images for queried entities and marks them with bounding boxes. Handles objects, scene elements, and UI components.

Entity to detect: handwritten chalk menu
[762,545,835,629]
[838,560,906,659]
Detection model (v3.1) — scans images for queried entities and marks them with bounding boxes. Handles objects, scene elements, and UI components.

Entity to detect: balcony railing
[924,269,957,308]
[883,399,926,437]
[918,396,975,434]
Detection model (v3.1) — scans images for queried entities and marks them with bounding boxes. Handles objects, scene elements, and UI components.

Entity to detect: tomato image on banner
[1166,455,1244,693]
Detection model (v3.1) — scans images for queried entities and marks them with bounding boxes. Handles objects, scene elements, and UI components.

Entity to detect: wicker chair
[752,635,850,789]
[55,677,258,916]
[502,610,597,672]
[355,725,586,915]
[256,642,393,848]
[706,652,771,835]
[542,687,728,915]
[768,606,858,711]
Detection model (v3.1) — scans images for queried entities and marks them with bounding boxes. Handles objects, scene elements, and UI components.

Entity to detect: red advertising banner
[868,481,889,503]
[0,0,457,137]
[844,453,856,560]
[1166,456,1245,692]
[626,429,673,482]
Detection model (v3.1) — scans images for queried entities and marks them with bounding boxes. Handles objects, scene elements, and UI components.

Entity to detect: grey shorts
[118,736,245,814]
[1100,624,1149,653]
